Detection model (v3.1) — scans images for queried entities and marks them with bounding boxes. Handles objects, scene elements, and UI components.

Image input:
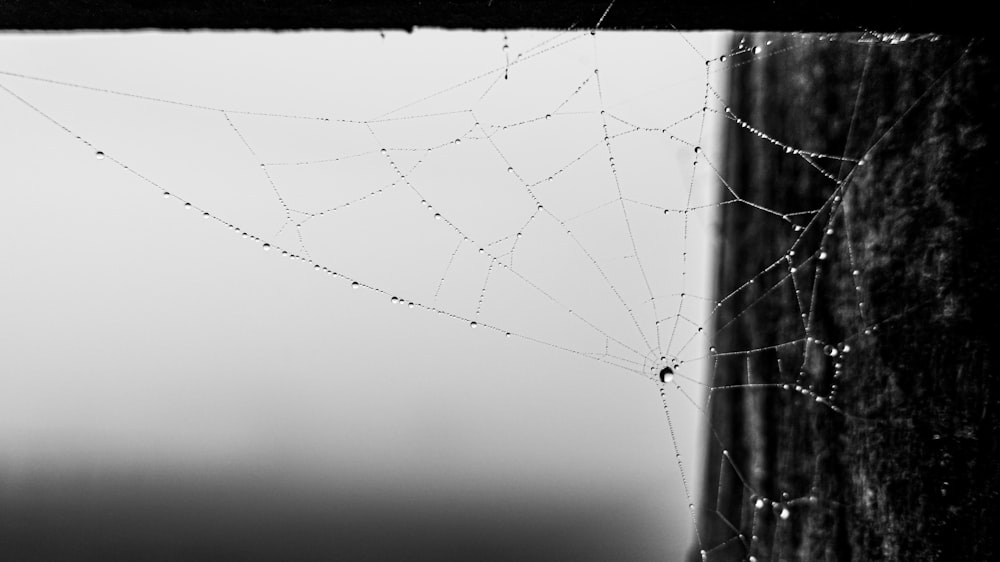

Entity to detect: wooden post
[700,33,998,561]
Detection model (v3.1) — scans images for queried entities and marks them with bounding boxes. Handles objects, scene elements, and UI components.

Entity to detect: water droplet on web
[753,46,762,54]
[262,243,270,251]
[824,345,839,357]
[819,251,828,260]
[162,192,170,198]
[826,228,835,235]
[659,366,674,384]
[505,332,511,338]
[709,346,717,353]
[780,507,791,520]
[202,212,210,219]
[755,498,765,509]
[408,302,414,308]
[184,202,192,209]
[95,151,105,160]
[545,114,551,120]
[507,166,514,174]
[351,282,359,289]
[470,321,477,328]
[719,55,727,62]
[693,146,701,153]
[391,296,399,304]
[842,344,851,353]
[434,213,442,220]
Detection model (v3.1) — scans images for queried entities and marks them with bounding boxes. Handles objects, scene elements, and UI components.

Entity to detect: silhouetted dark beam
[0,0,989,33]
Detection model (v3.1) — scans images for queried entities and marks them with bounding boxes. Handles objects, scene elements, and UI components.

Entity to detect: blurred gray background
[0,29,727,560]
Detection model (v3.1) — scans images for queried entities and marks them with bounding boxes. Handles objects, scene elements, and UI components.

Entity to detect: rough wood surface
[698,33,998,561]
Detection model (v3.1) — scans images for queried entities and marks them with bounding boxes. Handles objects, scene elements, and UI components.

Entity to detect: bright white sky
[0,29,728,559]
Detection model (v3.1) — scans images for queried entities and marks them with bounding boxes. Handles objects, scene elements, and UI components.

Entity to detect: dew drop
[709,346,717,353]
[842,344,851,353]
[351,282,359,289]
[262,243,270,251]
[505,332,511,338]
[755,498,765,509]
[95,151,105,160]
[162,192,170,198]
[693,146,701,153]
[659,366,674,384]
[202,212,210,219]
[545,114,551,120]
[824,345,838,357]
[753,46,762,54]
[719,55,727,62]
[434,213,442,220]
[507,166,514,174]
[826,228,835,235]
[819,251,828,260]
[184,202,192,209]
[408,302,414,308]
[516,232,522,238]
[780,507,791,520]
[470,321,477,328]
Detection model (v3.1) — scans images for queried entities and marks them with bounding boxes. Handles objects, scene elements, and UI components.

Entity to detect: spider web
[0,24,942,561]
